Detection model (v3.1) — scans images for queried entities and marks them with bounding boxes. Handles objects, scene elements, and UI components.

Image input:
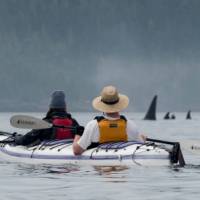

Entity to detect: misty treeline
[0,0,200,112]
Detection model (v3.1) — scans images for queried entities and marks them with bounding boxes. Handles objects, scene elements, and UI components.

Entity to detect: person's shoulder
[94,116,105,122]
[86,119,98,127]
[83,120,98,134]
[120,115,127,121]
[126,118,139,136]
[64,112,76,121]
[67,113,72,117]
[42,116,52,123]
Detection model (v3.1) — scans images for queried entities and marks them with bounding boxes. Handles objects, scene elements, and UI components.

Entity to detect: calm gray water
[0,112,200,200]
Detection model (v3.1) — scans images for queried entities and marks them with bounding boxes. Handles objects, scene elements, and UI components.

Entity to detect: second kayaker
[14,90,84,146]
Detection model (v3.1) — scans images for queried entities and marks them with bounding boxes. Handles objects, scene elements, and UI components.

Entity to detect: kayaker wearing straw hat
[73,85,146,155]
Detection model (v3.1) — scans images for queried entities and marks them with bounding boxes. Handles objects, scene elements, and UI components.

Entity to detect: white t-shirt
[78,115,141,150]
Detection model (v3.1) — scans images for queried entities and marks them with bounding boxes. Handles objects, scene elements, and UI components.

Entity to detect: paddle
[10,115,77,130]
[146,138,185,166]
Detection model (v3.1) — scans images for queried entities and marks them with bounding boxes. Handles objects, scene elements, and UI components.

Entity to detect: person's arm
[138,133,147,142]
[73,135,85,155]
[127,120,146,142]
[73,120,98,155]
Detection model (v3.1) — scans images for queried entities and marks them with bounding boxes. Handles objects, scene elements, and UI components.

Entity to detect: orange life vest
[95,116,127,143]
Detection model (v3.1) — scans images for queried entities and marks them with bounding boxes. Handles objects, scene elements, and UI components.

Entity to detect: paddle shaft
[147,138,177,145]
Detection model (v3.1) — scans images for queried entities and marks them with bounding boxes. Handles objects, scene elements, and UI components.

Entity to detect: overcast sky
[0,0,200,112]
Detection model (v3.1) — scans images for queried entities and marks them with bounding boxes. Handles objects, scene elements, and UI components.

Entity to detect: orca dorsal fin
[144,95,157,120]
[186,110,192,119]
[164,112,170,119]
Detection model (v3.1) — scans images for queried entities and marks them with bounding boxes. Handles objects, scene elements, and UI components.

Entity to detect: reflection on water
[15,163,130,177]
[46,165,80,174]
[94,166,129,174]
[13,163,81,176]
[94,166,129,183]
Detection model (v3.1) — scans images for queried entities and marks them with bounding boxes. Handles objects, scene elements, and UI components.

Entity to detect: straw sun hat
[92,86,129,113]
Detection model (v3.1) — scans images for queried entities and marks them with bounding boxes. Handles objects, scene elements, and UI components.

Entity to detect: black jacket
[15,111,83,146]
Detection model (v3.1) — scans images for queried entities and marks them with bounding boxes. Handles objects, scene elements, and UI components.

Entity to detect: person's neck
[105,112,120,118]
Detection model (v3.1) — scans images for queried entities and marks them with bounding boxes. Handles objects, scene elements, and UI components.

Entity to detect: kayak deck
[0,138,173,166]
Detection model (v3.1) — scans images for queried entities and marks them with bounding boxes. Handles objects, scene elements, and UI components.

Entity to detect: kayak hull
[0,136,171,166]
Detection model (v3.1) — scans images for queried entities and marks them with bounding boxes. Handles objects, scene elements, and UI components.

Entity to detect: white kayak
[0,134,177,166]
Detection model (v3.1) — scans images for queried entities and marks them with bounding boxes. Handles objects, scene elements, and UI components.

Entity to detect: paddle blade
[10,115,52,129]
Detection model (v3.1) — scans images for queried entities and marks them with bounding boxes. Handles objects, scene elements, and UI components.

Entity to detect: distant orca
[186,110,192,119]
[144,95,157,120]
[171,114,176,119]
[164,112,176,120]
[163,112,170,120]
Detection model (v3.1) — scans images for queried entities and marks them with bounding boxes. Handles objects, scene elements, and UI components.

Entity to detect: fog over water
[0,0,200,112]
